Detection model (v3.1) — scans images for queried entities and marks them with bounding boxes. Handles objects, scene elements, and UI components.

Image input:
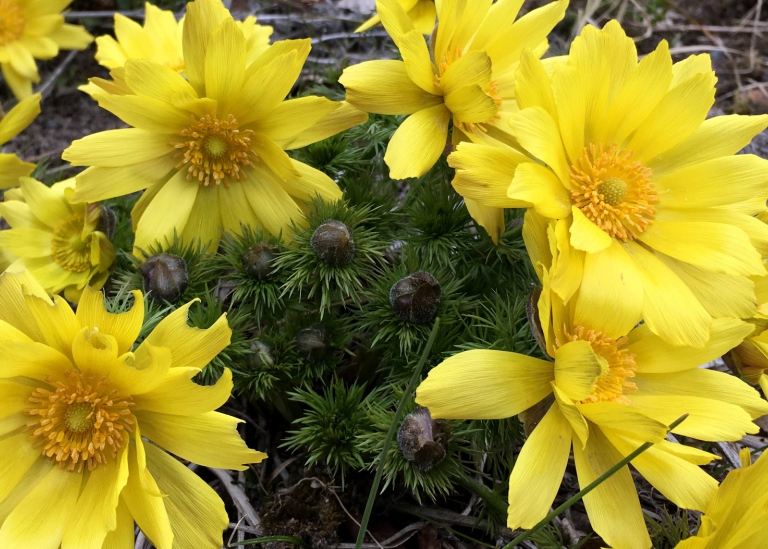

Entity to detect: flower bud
[247,340,275,370]
[389,271,441,324]
[139,253,189,302]
[310,220,355,267]
[295,323,331,363]
[96,205,117,240]
[242,242,277,280]
[397,407,451,471]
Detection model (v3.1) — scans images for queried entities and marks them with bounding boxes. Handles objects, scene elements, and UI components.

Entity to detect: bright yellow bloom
[0,270,266,548]
[676,448,768,548]
[0,177,115,302]
[81,1,272,96]
[416,220,768,549]
[339,0,567,200]
[0,0,92,99]
[451,21,768,346]
[63,0,366,256]
[0,93,40,188]
[355,0,435,35]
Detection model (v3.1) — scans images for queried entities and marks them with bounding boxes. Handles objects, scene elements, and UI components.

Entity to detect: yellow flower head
[416,227,768,548]
[82,1,273,96]
[63,0,367,256]
[0,270,266,548]
[675,448,768,548]
[355,0,436,35]
[339,0,568,185]
[0,0,92,99]
[451,20,768,347]
[0,177,115,302]
[0,93,40,188]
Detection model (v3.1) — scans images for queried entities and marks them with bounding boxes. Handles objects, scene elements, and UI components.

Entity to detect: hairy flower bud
[96,205,117,240]
[247,340,275,370]
[311,220,355,267]
[295,323,332,363]
[242,242,277,280]
[139,253,189,302]
[389,271,441,324]
[397,407,451,471]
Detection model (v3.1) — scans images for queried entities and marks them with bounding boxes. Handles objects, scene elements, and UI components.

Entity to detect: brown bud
[397,407,451,471]
[295,323,332,363]
[96,205,117,240]
[311,220,355,267]
[242,242,277,280]
[389,272,441,324]
[139,253,189,302]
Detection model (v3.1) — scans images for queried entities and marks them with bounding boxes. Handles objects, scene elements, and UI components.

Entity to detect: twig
[209,468,262,530]
[35,50,79,98]
[337,522,425,548]
[715,441,743,469]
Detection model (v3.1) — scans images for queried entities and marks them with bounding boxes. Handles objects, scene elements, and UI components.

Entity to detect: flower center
[51,213,91,273]
[173,113,257,187]
[570,144,657,241]
[565,326,637,405]
[25,369,135,472]
[0,0,25,46]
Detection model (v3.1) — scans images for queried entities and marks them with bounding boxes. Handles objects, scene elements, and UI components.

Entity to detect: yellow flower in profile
[416,221,768,549]
[63,0,366,256]
[355,0,435,35]
[82,1,273,96]
[0,177,115,302]
[0,93,41,188]
[451,21,768,346]
[339,0,567,188]
[0,270,266,548]
[0,0,93,99]
[676,448,768,548]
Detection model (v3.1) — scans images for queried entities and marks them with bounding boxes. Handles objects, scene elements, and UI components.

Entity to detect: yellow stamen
[173,113,257,187]
[51,213,91,273]
[570,144,657,241]
[0,0,25,46]
[561,325,638,405]
[25,369,135,472]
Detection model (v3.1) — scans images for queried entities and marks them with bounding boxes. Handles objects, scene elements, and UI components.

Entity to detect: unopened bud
[397,407,451,471]
[139,253,189,302]
[96,205,117,240]
[295,323,331,363]
[242,242,277,280]
[311,220,355,267]
[247,340,275,370]
[389,271,441,324]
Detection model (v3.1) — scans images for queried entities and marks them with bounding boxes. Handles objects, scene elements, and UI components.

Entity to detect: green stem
[455,472,507,521]
[354,318,442,549]
[230,534,308,547]
[502,414,689,549]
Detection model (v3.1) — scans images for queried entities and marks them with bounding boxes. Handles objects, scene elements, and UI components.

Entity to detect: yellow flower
[0,177,115,302]
[339,0,567,193]
[355,0,435,35]
[0,93,41,188]
[82,1,273,96]
[451,21,768,346]
[675,448,768,548]
[0,270,266,548]
[0,0,92,99]
[416,221,768,549]
[63,0,366,256]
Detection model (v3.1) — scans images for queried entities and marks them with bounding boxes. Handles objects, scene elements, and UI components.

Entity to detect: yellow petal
[0,433,43,505]
[181,0,231,96]
[573,429,651,549]
[508,162,572,218]
[385,103,450,179]
[242,165,303,238]
[179,183,221,253]
[135,368,233,415]
[550,63,585,165]
[515,48,556,118]
[137,409,266,470]
[71,157,176,203]
[95,93,193,134]
[569,206,612,253]
[145,443,230,549]
[444,83,498,124]
[278,101,368,150]
[523,209,554,283]
[63,128,175,168]
[72,326,120,376]
[449,141,528,208]
[102,499,134,549]
[507,404,571,528]
[22,293,79,359]
[123,59,197,104]
[463,198,504,242]
[415,349,554,419]
[113,342,172,396]
[283,159,343,202]
[554,340,601,402]
[578,403,667,443]
[0,153,35,188]
[18,176,71,227]
[0,227,52,257]
[1,62,33,101]
[509,106,570,185]
[76,287,143,355]
[253,96,337,142]
[0,463,82,549]
[552,383,590,446]
[204,18,246,113]
[550,218,585,302]
[629,318,753,374]
[0,270,51,342]
[217,180,257,235]
[626,240,711,348]
[340,60,442,115]
[0,93,40,144]
[143,299,231,370]
[574,240,643,339]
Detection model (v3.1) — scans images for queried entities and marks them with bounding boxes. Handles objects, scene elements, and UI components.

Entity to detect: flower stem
[501,414,689,549]
[455,472,508,521]
[354,318,442,549]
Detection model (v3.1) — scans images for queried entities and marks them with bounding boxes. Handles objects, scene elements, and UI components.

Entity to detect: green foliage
[647,509,693,549]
